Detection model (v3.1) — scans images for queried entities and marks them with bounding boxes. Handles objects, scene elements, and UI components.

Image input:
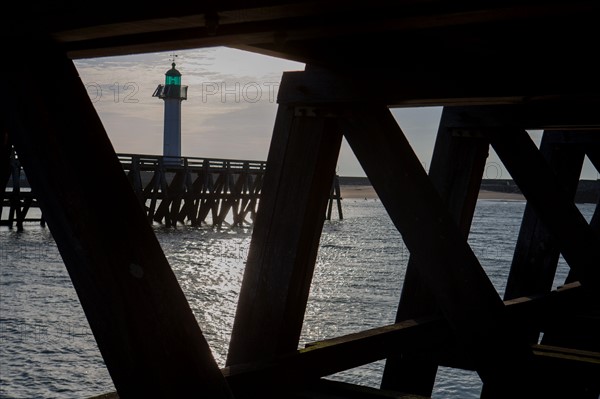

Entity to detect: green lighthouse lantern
[165,62,181,86]
[154,62,187,99]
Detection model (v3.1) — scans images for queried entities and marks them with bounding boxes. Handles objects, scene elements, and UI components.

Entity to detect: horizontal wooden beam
[438,342,600,397]
[223,284,584,391]
[277,70,600,112]
[94,284,585,397]
[289,379,432,399]
[4,1,595,61]
[442,107,600,130]
[532,344,600,365]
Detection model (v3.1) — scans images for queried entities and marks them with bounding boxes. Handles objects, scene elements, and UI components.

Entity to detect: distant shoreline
[338,176,599,203]
[339,185,526,201]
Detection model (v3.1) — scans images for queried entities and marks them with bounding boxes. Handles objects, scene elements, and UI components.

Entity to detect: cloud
[75,47,299,161]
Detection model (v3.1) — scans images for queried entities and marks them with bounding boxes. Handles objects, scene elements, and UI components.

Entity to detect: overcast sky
[74,47,597,180]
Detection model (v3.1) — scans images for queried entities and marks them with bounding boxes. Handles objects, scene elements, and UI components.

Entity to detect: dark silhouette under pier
[1,152,343,229]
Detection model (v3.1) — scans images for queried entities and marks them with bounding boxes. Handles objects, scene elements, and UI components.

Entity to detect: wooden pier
[2,2,600,399]
[120,153,266,228]
[1,152,342,229]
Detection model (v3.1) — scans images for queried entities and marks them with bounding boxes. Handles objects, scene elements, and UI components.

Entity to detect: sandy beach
[340,185,526,201]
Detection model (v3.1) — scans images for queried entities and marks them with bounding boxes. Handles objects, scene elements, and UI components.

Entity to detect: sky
[74,47,597,180]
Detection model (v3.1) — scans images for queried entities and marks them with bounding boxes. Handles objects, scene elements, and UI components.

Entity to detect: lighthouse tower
[152,61,188,162]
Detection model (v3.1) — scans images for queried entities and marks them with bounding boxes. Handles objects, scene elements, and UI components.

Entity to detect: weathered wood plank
[341,105,532,391]
[278,71,600,118]
[4,40,233,398]
[381,108,489,395]
[227,104,343,366]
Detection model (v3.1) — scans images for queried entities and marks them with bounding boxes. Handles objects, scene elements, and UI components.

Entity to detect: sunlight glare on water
[0,200,595,398]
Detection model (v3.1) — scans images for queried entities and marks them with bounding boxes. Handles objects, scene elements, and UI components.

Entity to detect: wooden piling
[489,128,600,298]
[505,131,587,302]
[5,40,233,398]
[0,129,10,224]
[227,104,343,366]
[381,108,490,395]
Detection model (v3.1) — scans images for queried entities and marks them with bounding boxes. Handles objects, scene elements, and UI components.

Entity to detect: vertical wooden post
[4,41,233,398]
[541,145,600,357]
[9,154,22,230]
[334,175,343,220]
[0,130,10,223]
[179,159,195,224]
[227,104,343,366]
[381,108,489,395]
[168,171,185,226]
[128,155,144,206]
[146,164,161,223]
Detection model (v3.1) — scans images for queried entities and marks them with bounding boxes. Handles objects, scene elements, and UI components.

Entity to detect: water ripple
[0,200,595,397]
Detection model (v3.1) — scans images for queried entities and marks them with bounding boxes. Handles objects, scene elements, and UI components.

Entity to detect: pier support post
[505,131,586,302]
[1,130,10,222]
[341,104,533,395]
[227,104,343,366]
[4,41,233,398]
[381,108,489,395]
[489,129,600,297]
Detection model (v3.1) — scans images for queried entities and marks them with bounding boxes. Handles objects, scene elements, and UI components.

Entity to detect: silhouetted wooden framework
[0,149,44,230]
[2,1,600,398]
[0,152,344,228]
[121,154,267,227]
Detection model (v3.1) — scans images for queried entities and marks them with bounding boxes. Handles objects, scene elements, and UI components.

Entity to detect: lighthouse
[152,61,188,162]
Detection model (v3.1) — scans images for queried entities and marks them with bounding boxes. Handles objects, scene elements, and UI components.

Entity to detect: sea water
[0,200,594,398]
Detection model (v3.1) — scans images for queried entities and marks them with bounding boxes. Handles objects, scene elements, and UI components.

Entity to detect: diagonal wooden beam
[3,40,233,398]
[381,108,489,395]
[543,157,600,354]
[488,128,600,298]
[504,131,587,302]
[340,105,533,391]
[586,147,600,176]
[227,105,343,366]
